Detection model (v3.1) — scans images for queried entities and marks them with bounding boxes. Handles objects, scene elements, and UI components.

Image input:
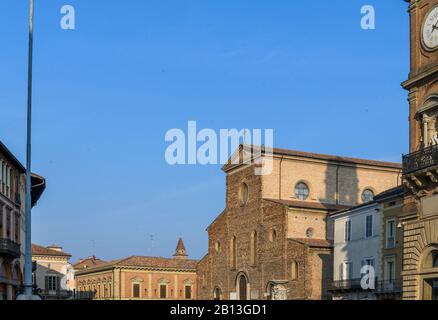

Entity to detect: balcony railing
[329,279,364,291]
[0,238,20,258]
[376,280,403,294]
[403,144,438,175]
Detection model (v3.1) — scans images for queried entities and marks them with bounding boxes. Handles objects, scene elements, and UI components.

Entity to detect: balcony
[328,279,364,292]
[0,239,21,258]
[403,144,438,175]
[375,280,403,296]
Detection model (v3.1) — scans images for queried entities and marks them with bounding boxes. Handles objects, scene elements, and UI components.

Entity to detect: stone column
[2,205,6,239]
[423,114,429,148]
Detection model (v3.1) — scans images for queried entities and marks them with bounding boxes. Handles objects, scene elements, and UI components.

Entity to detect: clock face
[423,6,438,50]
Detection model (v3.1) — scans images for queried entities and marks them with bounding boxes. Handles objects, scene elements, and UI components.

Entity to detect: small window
[239,183,249,206]
[366,215,373,238]
[306,228,314,238]
[361,189,374,203]
[270,229,277,242]
[213,287,222,300]
[345,220,351,242]
[159,284,167,299]
[295,182,309,200]
[133,283,140,298]
[215,241,221,253]
[185,285,192,299]
[46,276,58,292]
[291,260,299,280]
[386,219,396,248]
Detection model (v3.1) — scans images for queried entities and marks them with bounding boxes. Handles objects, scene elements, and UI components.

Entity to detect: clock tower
[401,0,438,300]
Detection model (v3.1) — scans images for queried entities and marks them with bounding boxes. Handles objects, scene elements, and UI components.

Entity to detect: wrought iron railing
[403,144,438,175]
[375,280,403,294]
[0,238,20,258]
[329,279,364,291]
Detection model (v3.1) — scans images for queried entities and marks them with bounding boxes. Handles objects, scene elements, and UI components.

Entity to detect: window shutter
[56,277,61,294]
[45,276,49,294]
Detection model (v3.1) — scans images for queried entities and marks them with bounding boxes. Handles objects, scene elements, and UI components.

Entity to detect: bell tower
[401,0,438,301]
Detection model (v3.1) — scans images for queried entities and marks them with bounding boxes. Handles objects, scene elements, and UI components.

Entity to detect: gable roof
[222,145,402,172]
[75,256,198,275]
[32,244,71,257]
[73,256,107,270]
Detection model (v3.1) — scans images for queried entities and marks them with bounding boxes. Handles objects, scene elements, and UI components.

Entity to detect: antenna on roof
[148,234,155,255]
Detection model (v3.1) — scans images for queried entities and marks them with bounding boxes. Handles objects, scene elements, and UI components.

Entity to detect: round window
[295,182,309,200]
[239,183,249,205]
[362,189,375,203]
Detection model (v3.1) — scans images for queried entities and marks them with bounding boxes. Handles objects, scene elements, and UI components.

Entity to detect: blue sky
[0,0,410,261]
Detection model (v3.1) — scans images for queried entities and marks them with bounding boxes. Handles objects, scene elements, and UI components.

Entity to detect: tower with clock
[401,0,438,301]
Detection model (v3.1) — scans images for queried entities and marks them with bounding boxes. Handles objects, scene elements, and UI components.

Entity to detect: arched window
[239,183,249,206]
[291,260,299,281]
[250,230,257,265]
[230,236,237,269]
[213,287,222,300]
[361,189,375,203]
[270,228,277,242]
[306,228,314,238]
[295,182,309,200]
[215,241,221,253]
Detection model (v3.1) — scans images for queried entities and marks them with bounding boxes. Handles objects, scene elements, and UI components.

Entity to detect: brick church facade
[197,145,401,300]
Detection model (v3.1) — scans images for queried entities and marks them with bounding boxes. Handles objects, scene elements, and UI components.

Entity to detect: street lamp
[17,0,38,301]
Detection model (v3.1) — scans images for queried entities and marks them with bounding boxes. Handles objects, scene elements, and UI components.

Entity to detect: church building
[197,145,401,300]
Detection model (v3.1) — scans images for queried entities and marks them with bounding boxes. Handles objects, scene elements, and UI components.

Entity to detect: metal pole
[24,0,34,298]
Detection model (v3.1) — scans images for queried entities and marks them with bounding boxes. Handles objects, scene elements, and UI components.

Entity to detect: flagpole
[23,0,34,298]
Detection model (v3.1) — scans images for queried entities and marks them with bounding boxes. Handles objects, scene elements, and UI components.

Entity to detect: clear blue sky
[0,0,410,262]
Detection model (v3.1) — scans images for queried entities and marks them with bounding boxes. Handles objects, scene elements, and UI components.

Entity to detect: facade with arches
[401,0,438,300]
[0,141,45,300]
[197,145,401,300]
[75,238,198,300]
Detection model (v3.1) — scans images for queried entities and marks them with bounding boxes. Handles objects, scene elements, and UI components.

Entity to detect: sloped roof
[223,144,402,172]
[32,244,71,257]
[289,238,333,248]
[75,256,198,275]
[73,256,107,270]
[174,238,188,257]
[264,198,351,212]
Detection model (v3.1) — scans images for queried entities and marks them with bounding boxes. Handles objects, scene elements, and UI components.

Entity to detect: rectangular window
[366,215,373,238]
[185,285,192,299]
[433,280,438,301]
[386,219,396,248]
[46,276,58,292]
[386,260,395,282]
[361,258,375,275]
[159,285,167,299]
[343,262,353,280]
[345,220,351,242]
[132,283,140,298]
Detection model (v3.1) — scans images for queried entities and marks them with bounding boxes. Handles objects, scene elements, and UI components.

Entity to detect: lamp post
[18,0,37,300]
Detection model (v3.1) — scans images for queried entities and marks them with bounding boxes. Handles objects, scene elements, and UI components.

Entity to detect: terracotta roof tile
[73,256,107,270]
[32,244,71,257]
